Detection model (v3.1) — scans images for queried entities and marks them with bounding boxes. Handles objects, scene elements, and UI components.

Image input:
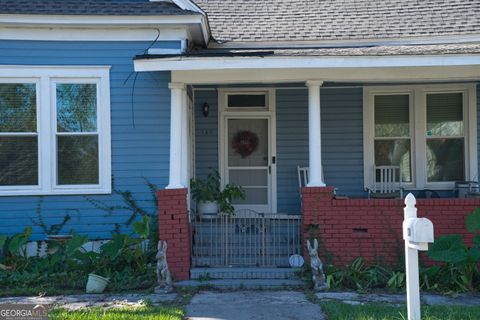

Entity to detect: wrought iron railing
[191,209,301,267]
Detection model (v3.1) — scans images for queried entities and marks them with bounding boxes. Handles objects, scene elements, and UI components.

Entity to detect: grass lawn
[321,302,480,320]
[49,306,184,320]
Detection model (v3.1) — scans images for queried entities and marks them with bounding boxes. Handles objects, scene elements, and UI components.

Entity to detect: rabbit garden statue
[154,240,173,293]
[306,238,329,291]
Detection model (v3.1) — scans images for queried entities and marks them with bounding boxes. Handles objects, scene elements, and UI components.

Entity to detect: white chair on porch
[297,166,326,188]
[369,165,404,199]
[297,166,309,188]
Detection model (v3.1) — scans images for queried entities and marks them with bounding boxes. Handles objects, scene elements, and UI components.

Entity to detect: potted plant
[190,170,246,216]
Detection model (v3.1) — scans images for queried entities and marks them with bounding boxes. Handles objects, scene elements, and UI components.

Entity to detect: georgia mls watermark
[0,304,50,320]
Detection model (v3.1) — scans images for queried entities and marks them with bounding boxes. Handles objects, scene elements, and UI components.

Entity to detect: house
[1,0,480,280]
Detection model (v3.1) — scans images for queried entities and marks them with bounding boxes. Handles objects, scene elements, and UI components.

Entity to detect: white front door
[224,116,275,213]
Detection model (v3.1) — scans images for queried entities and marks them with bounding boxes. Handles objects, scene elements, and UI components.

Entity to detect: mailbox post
[403,193,434,320]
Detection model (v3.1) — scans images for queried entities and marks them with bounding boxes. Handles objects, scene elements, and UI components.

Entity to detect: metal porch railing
[191,209,301,267]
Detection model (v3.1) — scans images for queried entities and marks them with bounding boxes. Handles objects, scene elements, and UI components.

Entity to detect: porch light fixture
[202,102,210,117]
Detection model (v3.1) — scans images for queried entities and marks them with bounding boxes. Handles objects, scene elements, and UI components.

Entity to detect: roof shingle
[0,0,198,16]
[194,0,480,42]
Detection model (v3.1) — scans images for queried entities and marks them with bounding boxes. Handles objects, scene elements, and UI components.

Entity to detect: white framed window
[363,84,477,190]
[0,66,111,196]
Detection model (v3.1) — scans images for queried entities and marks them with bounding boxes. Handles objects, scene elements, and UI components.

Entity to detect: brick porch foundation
[157,188,190,280]
[301,186,479,266]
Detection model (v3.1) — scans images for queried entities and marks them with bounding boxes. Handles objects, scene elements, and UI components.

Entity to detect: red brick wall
[157,188,190,280]
[301,187,479,266]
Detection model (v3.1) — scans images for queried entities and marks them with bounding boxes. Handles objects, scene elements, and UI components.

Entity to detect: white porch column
[306,80,326,187]
[180,89,189,187]
[166,82,186,189]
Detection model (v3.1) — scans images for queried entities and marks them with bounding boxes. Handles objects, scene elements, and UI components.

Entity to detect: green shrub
[0,216,156,295]
[427,208,480,292]
[325,258,405,292]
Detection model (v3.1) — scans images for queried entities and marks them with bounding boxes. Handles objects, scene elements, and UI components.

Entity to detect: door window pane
[0,83,36,132]
[228,119,268,167]
[374,139,411,182]
[232,187,268,205]
[56,83,97,132]
[229,169,268,186]
[57,135,99,185]
[427,138,464,182]
[374,95,410,137]
[427,93,463,137]
[0,137,38,185]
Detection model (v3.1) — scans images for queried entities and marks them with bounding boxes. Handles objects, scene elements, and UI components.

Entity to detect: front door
[223,116,275,213]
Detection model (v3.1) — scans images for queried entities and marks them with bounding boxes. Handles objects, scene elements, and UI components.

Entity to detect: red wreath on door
[232,130,259,158]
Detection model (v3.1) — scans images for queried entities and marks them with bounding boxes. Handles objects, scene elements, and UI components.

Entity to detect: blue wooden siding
[321,87,365,198]
[276,89,308,213]
[0,40,174,240]
[194,89,219,179]
[276,87,365,213]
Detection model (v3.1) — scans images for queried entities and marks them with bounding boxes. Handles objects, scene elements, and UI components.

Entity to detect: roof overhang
[134,54,480,84]
[135,54,480,71]
[0,13,210,45]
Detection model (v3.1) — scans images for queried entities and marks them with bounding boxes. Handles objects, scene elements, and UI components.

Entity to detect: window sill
[0,186,112,197]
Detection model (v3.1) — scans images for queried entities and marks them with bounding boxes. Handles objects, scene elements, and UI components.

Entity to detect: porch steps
[190,267,299,280]
[175,279,305,289]
[177,267,305,289]
[192,257,292,267]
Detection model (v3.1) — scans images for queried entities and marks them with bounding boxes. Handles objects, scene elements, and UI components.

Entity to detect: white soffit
[134,54,480,72]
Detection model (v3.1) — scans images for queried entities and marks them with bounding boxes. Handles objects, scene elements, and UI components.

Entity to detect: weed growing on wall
[30,197,72,236]
[87,177,159,247]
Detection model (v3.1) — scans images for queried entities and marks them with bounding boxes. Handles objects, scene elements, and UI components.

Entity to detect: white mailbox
[403,217,434,245]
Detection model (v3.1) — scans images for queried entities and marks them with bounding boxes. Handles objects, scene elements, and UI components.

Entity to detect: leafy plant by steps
[325,257,405,292]
[190,169,245,215]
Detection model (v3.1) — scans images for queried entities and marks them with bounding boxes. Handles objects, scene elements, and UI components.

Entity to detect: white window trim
[219,88,274,112]
[0,66,111,196]
[363,83,477,191]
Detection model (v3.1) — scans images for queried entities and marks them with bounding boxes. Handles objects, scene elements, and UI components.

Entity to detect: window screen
[56,83,99,185]
[0,83,38,186]
[426,92,465,182]
[374,94,412,182]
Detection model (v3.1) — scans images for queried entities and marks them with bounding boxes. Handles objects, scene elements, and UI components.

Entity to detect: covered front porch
[134,53,480,279]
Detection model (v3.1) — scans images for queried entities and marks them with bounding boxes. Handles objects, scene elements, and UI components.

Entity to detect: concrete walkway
[185,291,325,320]
[0,293,177,311]
[315,291,480,306]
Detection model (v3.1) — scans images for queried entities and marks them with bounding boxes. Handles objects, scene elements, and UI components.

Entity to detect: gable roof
[194,0,480,43]
[0,0,199,16]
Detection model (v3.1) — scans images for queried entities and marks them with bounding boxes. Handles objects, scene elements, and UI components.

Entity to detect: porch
[135,54,480,280]
[191,82,479,208]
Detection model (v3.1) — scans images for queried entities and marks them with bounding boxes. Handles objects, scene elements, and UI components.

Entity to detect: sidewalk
[185,291,325,320]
